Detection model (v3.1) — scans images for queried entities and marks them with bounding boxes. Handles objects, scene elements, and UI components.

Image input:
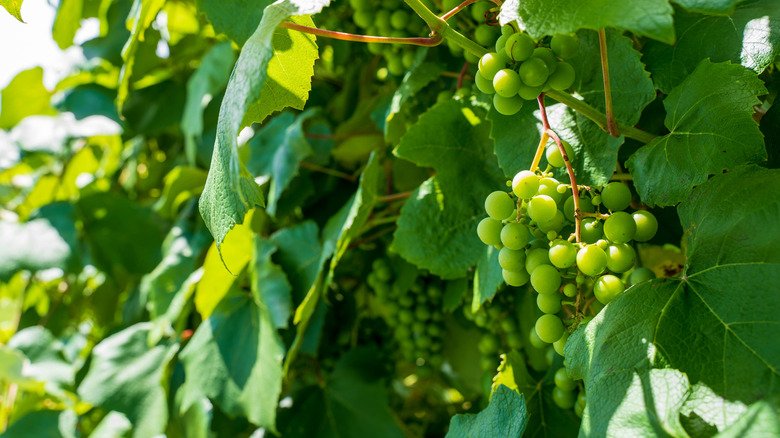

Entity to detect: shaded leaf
[445,384,529,438]
[251,237,293,329]
[473,245,502,311]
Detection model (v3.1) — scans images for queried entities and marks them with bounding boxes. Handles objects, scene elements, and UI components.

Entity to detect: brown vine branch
[376,191,413,202]
[598,29,619,138]
[441,0,480,20]
[457,61,469,89]
[280,21,442,46]
[537,94,583,242]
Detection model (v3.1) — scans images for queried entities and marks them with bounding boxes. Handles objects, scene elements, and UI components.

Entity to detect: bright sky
[0,0,99,89]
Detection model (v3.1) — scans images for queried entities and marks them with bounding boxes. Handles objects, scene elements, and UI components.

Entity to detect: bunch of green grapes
[462,292,523,372]
[477,161,659,356]
[367,258,445,377]
[553,366,586,417]
[474,25,579,115]
[349,0,430,75]
[440,0,501,63]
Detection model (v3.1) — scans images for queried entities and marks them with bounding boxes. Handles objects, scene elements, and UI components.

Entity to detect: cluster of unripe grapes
[367,258,445,377]
[553,366,586,417]
[476,27,579,115]
[349,0,431,75]
[440,0,499,63]
[477,165,659,353]
[462,293,523,372]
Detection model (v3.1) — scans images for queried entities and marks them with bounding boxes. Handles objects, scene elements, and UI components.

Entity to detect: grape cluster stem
[279,21,443,46]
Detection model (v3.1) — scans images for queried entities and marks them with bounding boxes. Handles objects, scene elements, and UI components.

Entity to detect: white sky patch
[0,1,61,88]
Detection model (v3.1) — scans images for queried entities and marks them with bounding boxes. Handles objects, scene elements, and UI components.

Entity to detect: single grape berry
[576,245,608,277]
[477,217,503,246]
[498,247,526,272]
[629,267,656,285]
[555,368,578,391]
[390,10,409,30]
[495,34,509,53]
[580,218,603,243]
[632,210,658,242]
[600,182,631,211]
[553,331,568,356]
[547,61,576,90]
[485,190,515,220]
[535,314,564,343]
[525,247,552,273]
[493,94,524,116]
[518,57,549,87]
[553,387,576,409]
[517,81,544,100]
[478,52,505,80]
[594,274,625,304]
[604,211,637,244]
[563,283,577,297]
[537,293,562,314]
[500,222,530,250]
[549,240,577,269]
[505,32,535,62]
[503,268,530,286]
[475,71,495,94]
[529,328,547,349]
[512,170,539,199]
[527,195,558,223]
[530,264,561,294]
[545,140,575,168]
[493,69,522,97]
[550,33,580,59]
[606,243,635,273]
[532,47,558,74]
[474,24,499,47]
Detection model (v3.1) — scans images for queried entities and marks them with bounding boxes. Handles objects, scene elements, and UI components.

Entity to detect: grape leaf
[242,15,319,126]
[199,0,329,252]
[627,60,767,207]
[78,323,179,438]
[278,347,405,438]
[473,245,503,311]
[196,0,273,46]
[154,166,209,219]
[0,0,23,22]
[392,100,505,278]
[644,1,780,93]
[1,410,76,438]
[251,237,293,329]
[498,0,675,44]
[179,292,285,432]
[673,0,745,15]
[52,0,83,49]
[565,166,780,436]
[270,221,322,304]
[7,327,74,391]
[246,110,316,216]
[714,399,780,437]
[116,0,166,110]
[89,411,132,438]
[0,68,56,129]
[384,57,441,145]
[181,41,236,165]
[445,384,529,438]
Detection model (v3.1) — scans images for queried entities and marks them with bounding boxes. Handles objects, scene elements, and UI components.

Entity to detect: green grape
[537,177,564,203]
[387,54,405,76]
[415,334,433,349]
[505,32,535,62]
[604,211,637,244]
[493,69,522,97]
[632,210,658,242]
[399,294,415,307]
[503,268,530,287]
[547,61,575,90]
[535,314,564,343]
[527,195,558,223]
[606,243,635,273]
[478,52,505,80]
[537,210,565,233]
[531,264,561,294]
[478,333,500,354]
[596,238,609,250]
[441,0,460,12]
[553,387,576,409]
[501,24,515,35]
[428,354,444,367]
[564,195,594,222]
[553,331,568,355]
[475,71,496,94]
[518,57,549,87]
[507,332,523,349]
[402,51,416,69]
[546,230,558,241]
[594,274,625,304]
[464,50,480,64]
[390,10,409,29]
[480,355,497,371]
[500,316,518,333]
[576,245,608,277]
[550,33,580,59]
[427,325,442,337]
[354,10,373,28]
[529,328,547,349]
[577,391,587,408]
[427,284,442,299]
[525,247,551,273]
[374,9,392,30]
[495,34,509,53]
[414,306,431,321]
[500,222,530,250]
[399,309,414,324]
[471,1,492,21]
[549,240,577,268]
[517,81,544,100]
[385,0,401,8]
[477,217,503,246]
[555,368,578,391]
[591,195,602,205]
[474,24,498,47]
[512,170,539,199]
[493,94,524,115]
[532,47,558,74]
[581,218,603,243]
[563,283,577,297]
[485,190,515,220]
[412,321,426,333]
[545,140,575,168]
[395,325,411,340]
[545,347,556,366]
[574,402,584,418]
[498,247,526,272]
[600,182,631,211]
[486,305,502,319]
[537,293,562,314]
[474,313,488,327]
[349,0,371,11]
[629,267,656,285]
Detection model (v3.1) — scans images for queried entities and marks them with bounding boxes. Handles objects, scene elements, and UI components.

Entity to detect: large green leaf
[0,0,23,21]
[251,237,293,329]
[246,111,315,216]
[1,410,76,438]
[78,323,179,438]
[627,60,767,207]
[0,67,55,129]
[270,220,322,304]
[473,245,503,311]
[52,0,83,49]
[7,327,74,391]
[116,0,166,110]
[565,166,780,436]
[644,1,780,93]
[445,384,529,438]
[199,0,329,251]
[498,0,675,44]
[178,293,285,432]
[391,100,505,278]
[181,41,237,165]
[278,347,405,438]
[195,0,273,46]
[242,15,319,126]
[384,57,441,144]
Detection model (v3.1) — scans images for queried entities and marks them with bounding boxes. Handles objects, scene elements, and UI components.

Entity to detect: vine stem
[537,94,582,242]
[376,191,413,202]
[545,90,657,144]
[279,22,442,46]
[300,161,359,181]
[598,29,619,138]
[529,131,549,172]
[441,0,480,20]
[457,61,469,89]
